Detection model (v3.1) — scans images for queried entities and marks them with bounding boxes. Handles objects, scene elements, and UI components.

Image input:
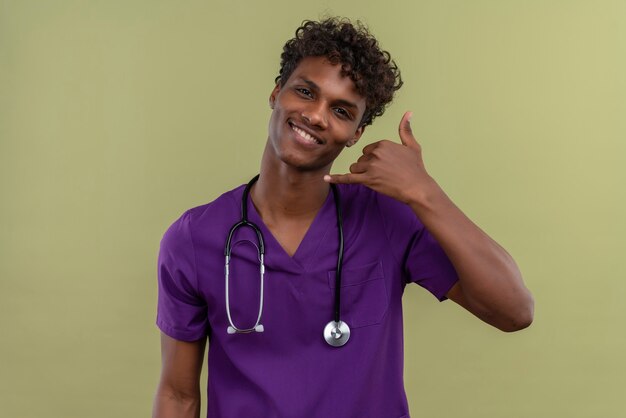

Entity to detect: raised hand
[327,112,534,332]
[324,111,435,205]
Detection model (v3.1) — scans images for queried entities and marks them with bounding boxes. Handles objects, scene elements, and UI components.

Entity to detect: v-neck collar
[245,187,336,274]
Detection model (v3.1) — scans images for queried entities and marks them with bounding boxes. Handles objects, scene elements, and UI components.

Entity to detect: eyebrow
[299,78,360,110]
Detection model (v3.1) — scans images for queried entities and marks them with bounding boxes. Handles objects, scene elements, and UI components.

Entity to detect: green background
[1,1,624,417]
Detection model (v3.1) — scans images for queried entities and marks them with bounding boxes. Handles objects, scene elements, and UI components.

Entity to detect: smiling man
[153,18,534,418]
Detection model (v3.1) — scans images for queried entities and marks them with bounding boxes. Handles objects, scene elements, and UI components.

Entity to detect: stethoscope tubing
[330,182,344,324]
[224,174,348,346]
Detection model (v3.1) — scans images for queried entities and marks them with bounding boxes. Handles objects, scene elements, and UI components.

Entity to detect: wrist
[405,176,446,214]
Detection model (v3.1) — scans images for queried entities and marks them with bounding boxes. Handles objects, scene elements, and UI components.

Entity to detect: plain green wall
[1,1,625,417]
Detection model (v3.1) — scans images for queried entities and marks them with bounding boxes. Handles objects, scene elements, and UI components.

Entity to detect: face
[267,56,367,172]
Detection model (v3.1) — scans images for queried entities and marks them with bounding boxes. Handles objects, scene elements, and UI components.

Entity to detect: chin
[277,151,332,173]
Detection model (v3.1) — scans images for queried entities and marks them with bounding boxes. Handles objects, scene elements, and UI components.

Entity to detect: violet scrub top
[157,183,459,418]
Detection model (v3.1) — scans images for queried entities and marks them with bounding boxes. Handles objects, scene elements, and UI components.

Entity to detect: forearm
[152,385,201,418]
[154,334,206,417]
[408,177,534,331]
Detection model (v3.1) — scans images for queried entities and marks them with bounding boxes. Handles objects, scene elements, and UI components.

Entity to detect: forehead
[287,56,366,109]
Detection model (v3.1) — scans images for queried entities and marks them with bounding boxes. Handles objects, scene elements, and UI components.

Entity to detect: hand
[325,111,435,205]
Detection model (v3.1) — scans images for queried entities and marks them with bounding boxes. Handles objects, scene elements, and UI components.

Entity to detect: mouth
[288,121,323,145]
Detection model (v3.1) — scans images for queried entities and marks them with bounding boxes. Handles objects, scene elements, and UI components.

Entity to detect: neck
[250,144,331,222]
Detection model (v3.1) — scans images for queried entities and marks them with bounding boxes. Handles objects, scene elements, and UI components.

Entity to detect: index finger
[361,140,388,155]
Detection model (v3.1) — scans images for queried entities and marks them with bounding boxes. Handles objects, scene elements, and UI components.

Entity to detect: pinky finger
[323,173,366,185]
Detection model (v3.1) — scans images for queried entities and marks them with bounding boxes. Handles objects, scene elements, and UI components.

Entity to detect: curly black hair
[275,18,403,127]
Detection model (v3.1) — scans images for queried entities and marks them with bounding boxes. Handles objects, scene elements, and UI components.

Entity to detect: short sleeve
[377,193,459,301]
[156,210,208,341]
[404,223,459,301]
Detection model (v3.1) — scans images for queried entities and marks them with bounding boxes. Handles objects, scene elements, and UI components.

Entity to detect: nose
[301,101,328,130]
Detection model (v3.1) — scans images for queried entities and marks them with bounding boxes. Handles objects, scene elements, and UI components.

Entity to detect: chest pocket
[327,261,388,329]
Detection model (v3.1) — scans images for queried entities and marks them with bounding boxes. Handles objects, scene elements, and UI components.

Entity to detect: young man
[153,18,533,418]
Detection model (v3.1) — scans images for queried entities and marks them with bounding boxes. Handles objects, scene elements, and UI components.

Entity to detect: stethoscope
[224,174,350,347]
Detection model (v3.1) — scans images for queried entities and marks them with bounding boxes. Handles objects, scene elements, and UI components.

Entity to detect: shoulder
[161,184,245,245]
[186,184,244,224]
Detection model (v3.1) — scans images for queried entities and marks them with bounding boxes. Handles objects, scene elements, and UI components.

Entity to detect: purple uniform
[157,183,459,418]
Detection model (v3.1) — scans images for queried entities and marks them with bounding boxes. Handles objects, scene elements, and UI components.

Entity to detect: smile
[289,122,322,145]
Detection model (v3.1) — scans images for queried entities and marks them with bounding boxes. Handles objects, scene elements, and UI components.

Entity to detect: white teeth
[291,125,320,144]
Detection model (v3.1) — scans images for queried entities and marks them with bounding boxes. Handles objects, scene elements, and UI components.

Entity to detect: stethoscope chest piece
[324,320,350,347]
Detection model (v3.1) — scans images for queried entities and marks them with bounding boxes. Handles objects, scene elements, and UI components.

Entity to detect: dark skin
[153,56,534,418]
[251,56,367,256]
[153,335,205,417]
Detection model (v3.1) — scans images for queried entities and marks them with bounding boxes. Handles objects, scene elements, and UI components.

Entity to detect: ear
[269,84,280,109]
[346,125,366,147]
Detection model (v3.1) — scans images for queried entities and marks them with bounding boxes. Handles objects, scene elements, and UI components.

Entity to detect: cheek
[268,109,284,132]
[338,126,360,144]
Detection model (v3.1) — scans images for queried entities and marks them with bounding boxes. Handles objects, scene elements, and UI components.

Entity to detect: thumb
[398,111,419,148]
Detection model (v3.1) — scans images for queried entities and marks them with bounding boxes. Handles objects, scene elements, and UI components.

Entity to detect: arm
[153,332,207,418]
[326,111,534,332]
[407,179,533,332]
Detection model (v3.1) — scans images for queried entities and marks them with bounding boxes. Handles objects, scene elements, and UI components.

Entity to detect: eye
[296,88,313,98]
[333,107,351,119]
